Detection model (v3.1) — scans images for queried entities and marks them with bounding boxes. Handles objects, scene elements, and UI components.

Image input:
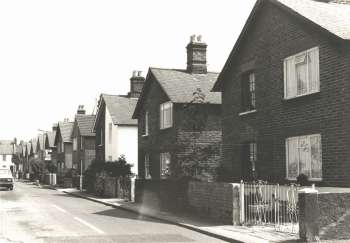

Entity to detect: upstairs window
[142,111,149,136]
[80,136,83,150]
[61,142,64,153]
[241,72,256,112]
[284,47,319,99]
[2,155,6,161]
[108,123,112,144]
[286,134,322,180]
[73,138,77,151]
[160,102,173,129]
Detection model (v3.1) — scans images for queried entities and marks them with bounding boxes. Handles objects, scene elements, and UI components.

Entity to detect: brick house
[132,35,222,181]
[93,72,144,175]
[212,0,350,186]
[71,105,96,173]
[45,124,58,168]
[54,120,74,175]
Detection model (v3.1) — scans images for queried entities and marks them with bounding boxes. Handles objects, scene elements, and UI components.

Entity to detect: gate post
[240,180,245,224]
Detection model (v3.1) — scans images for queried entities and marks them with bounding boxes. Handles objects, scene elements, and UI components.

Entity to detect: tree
[176,88,221,181]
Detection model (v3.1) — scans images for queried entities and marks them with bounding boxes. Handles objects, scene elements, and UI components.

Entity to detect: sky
[0,0,256,142]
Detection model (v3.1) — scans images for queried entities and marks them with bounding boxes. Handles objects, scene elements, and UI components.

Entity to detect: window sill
[287,178,322,182]
[160,126,173,131]
[142,134,149,137]
[284,91,320,101]
[239,109,257,116]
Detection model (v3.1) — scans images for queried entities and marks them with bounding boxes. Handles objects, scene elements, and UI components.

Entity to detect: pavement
[0,181,231,243]
[54,185,300,243]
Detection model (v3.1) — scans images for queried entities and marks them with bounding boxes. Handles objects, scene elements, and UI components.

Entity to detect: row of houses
[14,0,350,187]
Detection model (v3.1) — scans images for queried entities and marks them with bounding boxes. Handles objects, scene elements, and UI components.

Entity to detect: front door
[241,142,257,181]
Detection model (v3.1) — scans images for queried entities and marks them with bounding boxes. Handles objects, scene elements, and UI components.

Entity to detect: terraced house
[54,120,74,175]
[133,36,221,181]
[212,0,350,186]
[71,105,96,173]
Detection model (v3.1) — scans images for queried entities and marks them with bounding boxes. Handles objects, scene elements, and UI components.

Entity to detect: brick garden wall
[220,2,350,185]
[187,181,239,224]
[135,179,239,224]
[299,191,350,241]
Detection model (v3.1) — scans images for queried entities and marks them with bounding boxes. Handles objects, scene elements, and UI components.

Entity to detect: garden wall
[299,189,350,242]
[135,179,239,224]
[187,181,239,224]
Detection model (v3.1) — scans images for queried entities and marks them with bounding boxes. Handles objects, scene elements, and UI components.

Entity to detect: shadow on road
[92,208,163,223]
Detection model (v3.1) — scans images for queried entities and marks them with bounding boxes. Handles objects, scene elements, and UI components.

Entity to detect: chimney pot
[190,35,196,43]
[132,70,137,77]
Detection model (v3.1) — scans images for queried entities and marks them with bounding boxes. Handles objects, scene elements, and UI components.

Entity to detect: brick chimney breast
[129,70,145,98]
[186,34,207,74]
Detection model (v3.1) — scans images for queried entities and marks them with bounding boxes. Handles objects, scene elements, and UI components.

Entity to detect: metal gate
[240,180,299,233]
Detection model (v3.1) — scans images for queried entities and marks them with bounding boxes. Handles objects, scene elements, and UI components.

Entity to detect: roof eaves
[213,0,346,91]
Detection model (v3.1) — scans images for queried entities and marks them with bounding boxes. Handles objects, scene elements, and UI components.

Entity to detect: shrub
[296,173,309,186]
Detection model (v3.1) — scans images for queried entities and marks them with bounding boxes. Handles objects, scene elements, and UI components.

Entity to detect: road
[0,181,228,243]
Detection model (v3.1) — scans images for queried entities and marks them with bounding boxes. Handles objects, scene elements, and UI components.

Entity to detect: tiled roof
[275,0,350,40]
[46,131,56,148]
[0,144,13,155]
[213,0,350,91]
[150,68,221,104]
[58,122,74,143]
[0,140,13,145]
[102,94,138,125]
[76,115,96,136]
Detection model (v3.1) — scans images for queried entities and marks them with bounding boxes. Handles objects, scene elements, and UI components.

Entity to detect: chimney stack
[128,70,145,98]
[186,34,207,74]
[52,123,58,131]
[77,105,86,115]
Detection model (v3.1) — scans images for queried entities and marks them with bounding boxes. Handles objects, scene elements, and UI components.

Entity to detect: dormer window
[160,102,173,129]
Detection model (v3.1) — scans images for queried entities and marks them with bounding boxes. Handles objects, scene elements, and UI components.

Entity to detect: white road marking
[73,217,105,235]
[51,204,67,213]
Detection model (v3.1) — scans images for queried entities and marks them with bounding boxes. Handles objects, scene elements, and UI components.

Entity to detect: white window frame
[73,137,77,151]
[143,111,149,136]
[80,136,83,150]
[160,102,173,129]
[108,123,112,144]
[284,47,320,99]
[285,134,322,181]
[160,152,171,179]
[61,142,64,153]
[145,154,151,179]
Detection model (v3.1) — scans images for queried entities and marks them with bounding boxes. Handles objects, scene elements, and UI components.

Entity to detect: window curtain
[308,49,320,93]
[310,135,322,179]
[285,57,296,98]
[287,137,299,178]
